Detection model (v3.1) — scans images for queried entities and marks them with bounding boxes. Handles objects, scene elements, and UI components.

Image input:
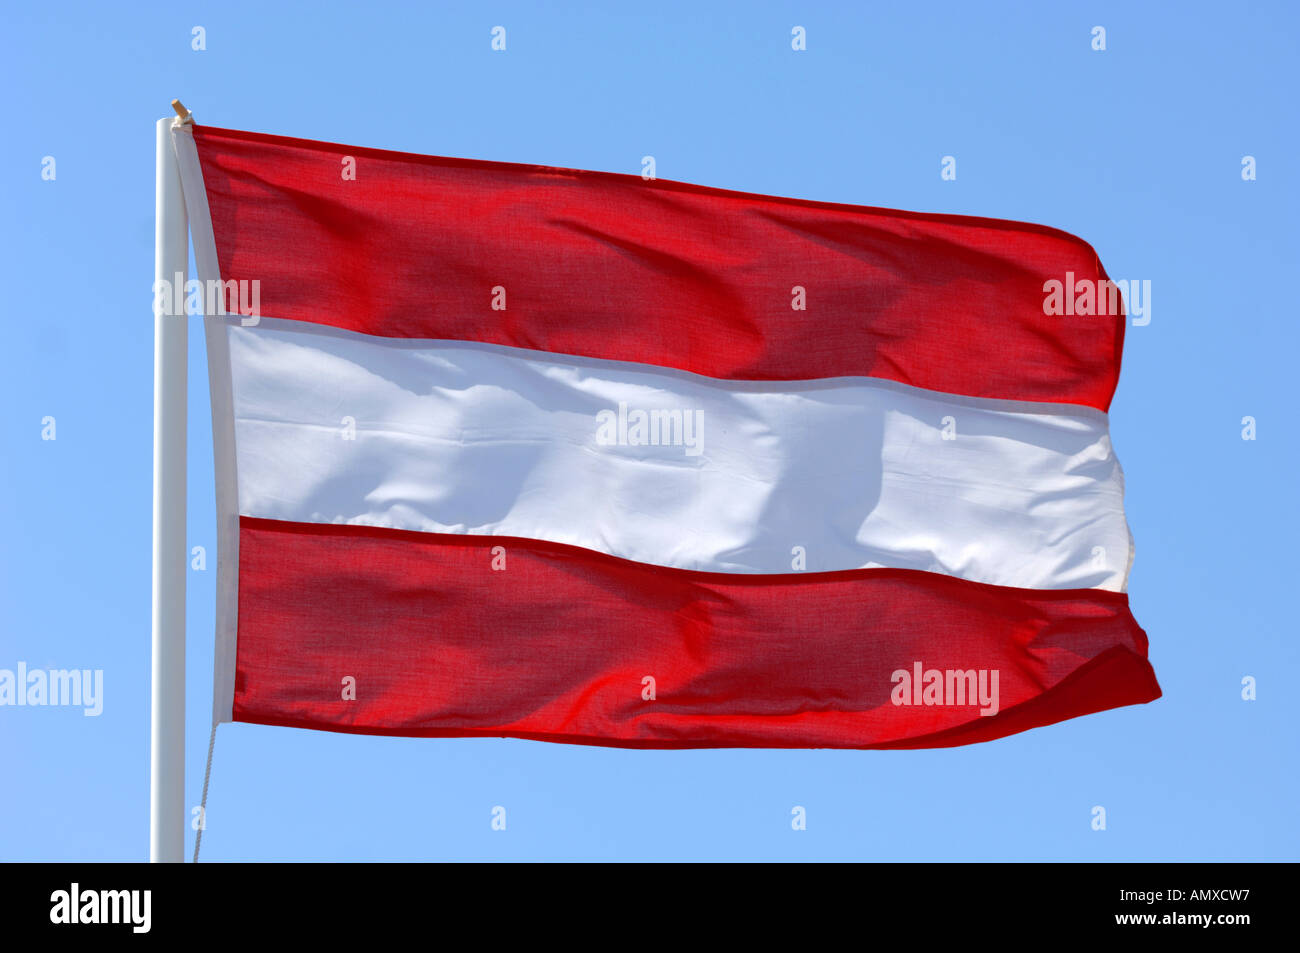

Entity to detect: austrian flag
[172,123,1159,749]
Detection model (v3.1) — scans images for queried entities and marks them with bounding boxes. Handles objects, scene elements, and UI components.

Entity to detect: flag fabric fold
[173,123,1159,749]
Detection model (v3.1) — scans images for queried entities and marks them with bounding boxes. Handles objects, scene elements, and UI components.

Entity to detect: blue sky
[1,1,1296,860]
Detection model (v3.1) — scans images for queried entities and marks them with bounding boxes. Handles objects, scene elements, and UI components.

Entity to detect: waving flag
[171,123,1159,749]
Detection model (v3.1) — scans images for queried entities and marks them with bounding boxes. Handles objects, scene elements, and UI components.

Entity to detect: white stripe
[228,317,1132,591]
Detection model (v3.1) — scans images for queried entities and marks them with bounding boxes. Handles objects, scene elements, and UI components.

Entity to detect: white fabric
[172,124,240,725]
[227,317,1133,591]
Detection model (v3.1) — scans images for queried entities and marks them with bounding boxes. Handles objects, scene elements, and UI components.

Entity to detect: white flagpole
[151,112,188,863]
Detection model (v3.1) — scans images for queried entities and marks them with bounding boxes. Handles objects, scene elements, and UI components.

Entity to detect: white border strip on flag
[171,124,240,725]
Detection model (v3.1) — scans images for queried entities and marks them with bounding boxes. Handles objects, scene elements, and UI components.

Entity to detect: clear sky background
[2,1,1296,861]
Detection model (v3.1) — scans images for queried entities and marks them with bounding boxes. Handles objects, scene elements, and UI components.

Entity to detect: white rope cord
[192,722,218,863]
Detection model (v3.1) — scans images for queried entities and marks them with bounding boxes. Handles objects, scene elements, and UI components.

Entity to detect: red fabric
[233,518,1160,749]
[194,125,1125,409]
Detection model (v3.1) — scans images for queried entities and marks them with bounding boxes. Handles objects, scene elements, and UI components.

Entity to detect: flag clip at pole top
[171,99,194,127]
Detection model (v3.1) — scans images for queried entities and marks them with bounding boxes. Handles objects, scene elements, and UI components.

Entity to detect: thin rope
[192,722,218,863]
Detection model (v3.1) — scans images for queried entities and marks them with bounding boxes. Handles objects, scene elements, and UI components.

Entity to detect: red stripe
[232,517,1160,749]
[194,125,1126,409]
